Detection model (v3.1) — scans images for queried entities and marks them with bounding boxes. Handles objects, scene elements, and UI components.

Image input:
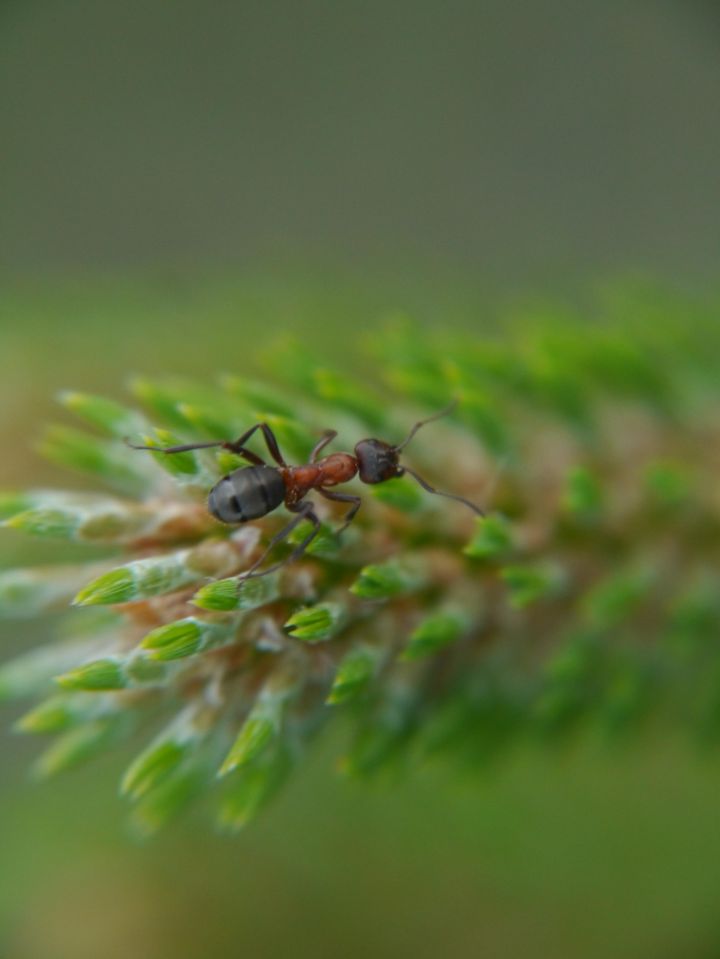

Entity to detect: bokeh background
[2,2,720,957]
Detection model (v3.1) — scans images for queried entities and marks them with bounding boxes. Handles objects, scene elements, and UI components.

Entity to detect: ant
[127,402,484,581]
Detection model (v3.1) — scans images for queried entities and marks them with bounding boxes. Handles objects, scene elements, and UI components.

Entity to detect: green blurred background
[2,2,720,957]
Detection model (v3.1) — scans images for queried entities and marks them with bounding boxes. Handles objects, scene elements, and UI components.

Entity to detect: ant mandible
[127,402,484,581]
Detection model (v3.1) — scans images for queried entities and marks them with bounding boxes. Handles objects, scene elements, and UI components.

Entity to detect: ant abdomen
[208,465,285,523]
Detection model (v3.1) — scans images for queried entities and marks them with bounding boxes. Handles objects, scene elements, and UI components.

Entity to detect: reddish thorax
[281,453,358,506]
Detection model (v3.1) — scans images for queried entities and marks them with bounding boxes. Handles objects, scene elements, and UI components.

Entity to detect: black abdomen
[208,466,285,523]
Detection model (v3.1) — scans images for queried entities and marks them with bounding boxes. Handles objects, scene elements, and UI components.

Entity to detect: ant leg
[125,438,229,455]
[392,399,458,452]
[129,422,288,467]
[401,466,485,516]
[125,436,266,466]
[318,488,361,534]
[310,430,337,462]
[231,448,265,466]
[224,423,288,467]
[239,501,321,581]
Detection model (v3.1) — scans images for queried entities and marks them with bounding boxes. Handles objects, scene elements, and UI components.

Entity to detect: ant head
[354,438,403,484]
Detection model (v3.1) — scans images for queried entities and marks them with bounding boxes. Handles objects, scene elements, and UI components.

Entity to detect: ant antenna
[401,466,485,517]
[390,400,485,516]
[391,399,458,453]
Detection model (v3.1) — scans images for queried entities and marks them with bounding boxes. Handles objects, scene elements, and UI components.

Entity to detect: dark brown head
[353,439,403,484]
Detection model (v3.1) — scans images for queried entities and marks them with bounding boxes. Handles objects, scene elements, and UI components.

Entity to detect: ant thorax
[286,453,358,498]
